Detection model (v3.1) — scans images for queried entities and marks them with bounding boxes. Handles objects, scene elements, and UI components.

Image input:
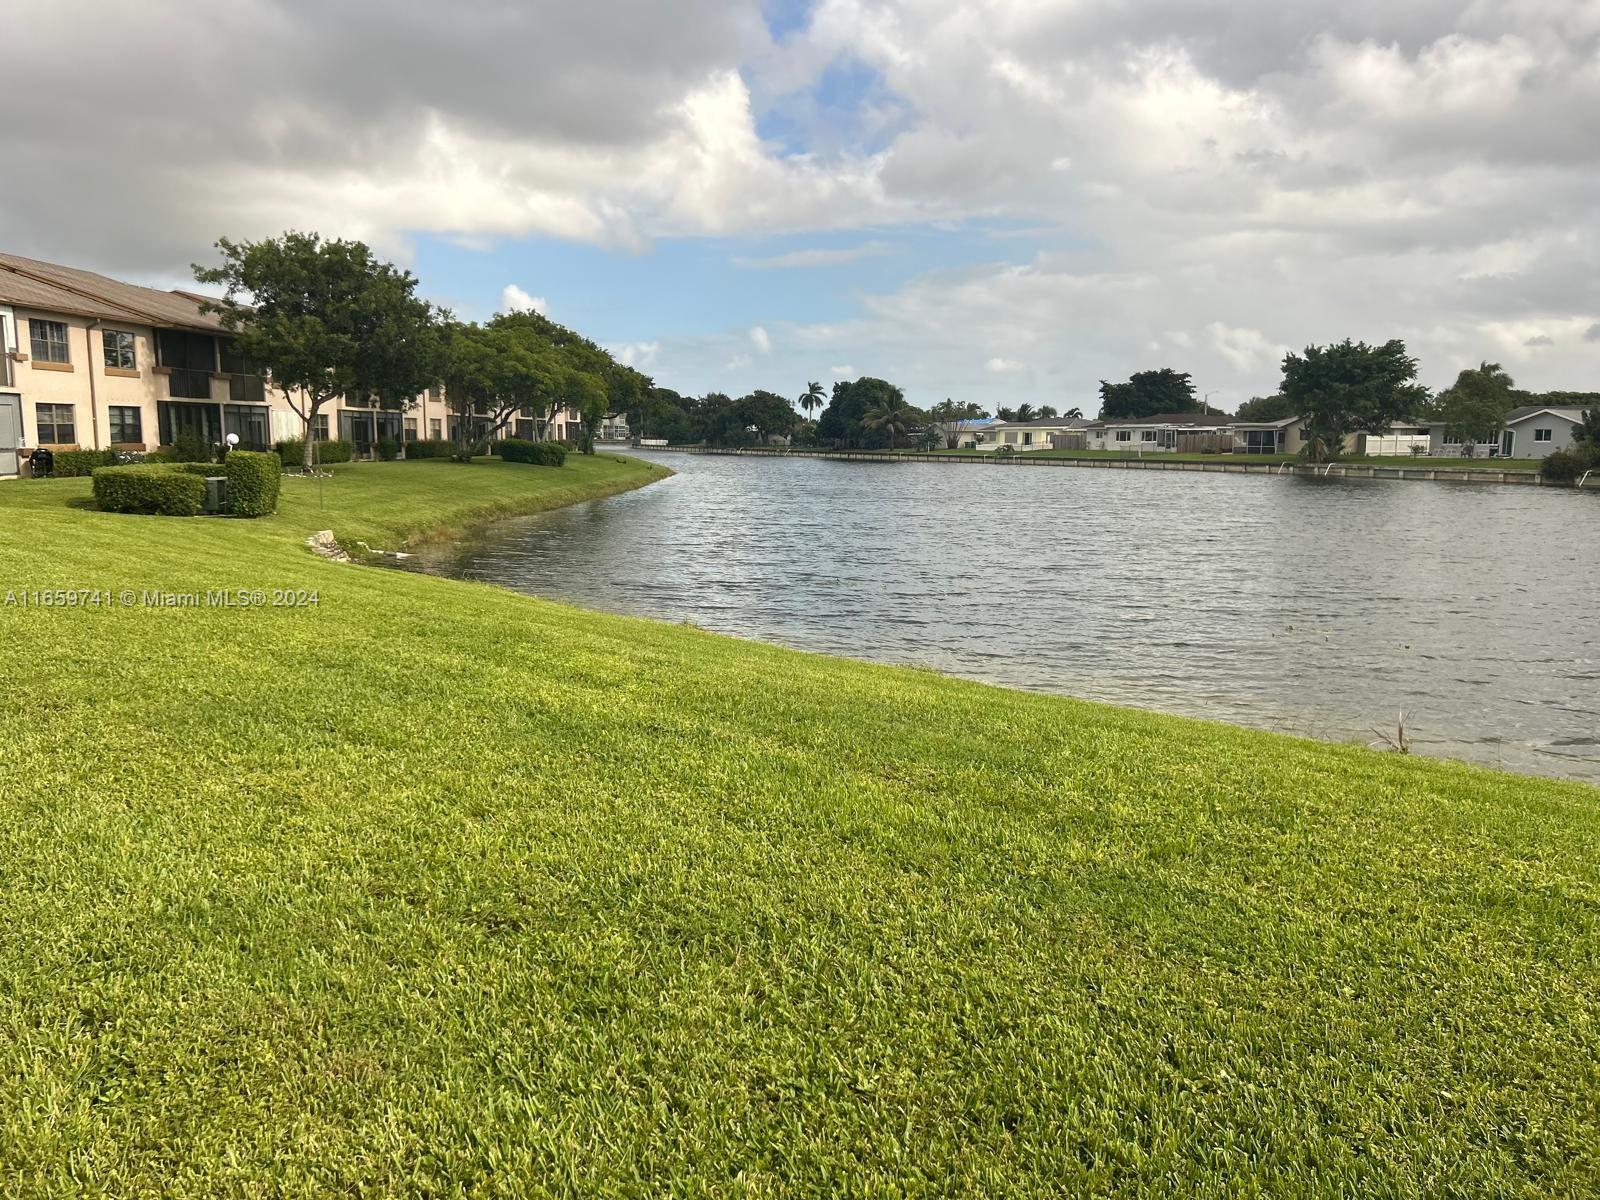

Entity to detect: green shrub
[224,450,282,517]
[377,438,401,462]
[52,449,115,477]
[275,438,354,466]
[143,449,175,464]
[92,465,206,517]
[170,433,214,464]
[1540,444,1598,483]
[404,438,454,460]
[497,438,568,467]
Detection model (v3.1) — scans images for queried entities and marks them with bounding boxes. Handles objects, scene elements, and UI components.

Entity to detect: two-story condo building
[1,251,597,477]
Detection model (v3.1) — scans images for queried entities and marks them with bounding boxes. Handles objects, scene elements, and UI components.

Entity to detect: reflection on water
[407,451,1600,783]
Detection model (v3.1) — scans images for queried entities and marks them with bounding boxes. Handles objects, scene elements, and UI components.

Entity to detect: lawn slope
[1,458,1596,1197]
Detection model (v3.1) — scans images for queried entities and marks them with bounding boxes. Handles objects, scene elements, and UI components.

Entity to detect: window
[1534,428,1553,442]
[1115,430,1132,442]
[35,402,76,443]
[1022,432,1033,446]
[157,330,216,399]
[224,404,269,450]
[430,418,442,440]
[30,319,70,364]
[1141,430,1157,442]
[404,417,418,441]
[1004,432,1018,444]
[102,329,136,371]
[108,405,142,444]
[310,414,330,441]
[515,418,535,440]
[219,343,266,402]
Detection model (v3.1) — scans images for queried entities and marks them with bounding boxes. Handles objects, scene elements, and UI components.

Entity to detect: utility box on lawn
[203,476,229,515]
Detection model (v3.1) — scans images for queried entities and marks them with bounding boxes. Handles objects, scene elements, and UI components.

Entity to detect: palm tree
[1015,403,1037,422]
[798,381,825,419]
[1037,405,1058,419]
[862,394,915,450]
[1066,407,1083,419]
[996,407,1019,422]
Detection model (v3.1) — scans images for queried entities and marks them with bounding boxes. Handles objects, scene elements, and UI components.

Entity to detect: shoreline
[640,444,1599,489]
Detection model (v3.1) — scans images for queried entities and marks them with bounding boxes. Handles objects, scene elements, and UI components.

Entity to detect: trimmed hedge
[404,439,454,459]
[51,449,116,477]
[224,450,282,517]
[275,438,354,466]
[377,438,401,461]
[92,465,206,517]
[497,438,568,467]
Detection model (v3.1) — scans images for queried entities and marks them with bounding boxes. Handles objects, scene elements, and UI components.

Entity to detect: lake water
[409,451,1600,783]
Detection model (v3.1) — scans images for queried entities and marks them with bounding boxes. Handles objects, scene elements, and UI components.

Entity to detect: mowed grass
[1,459,1597,1197]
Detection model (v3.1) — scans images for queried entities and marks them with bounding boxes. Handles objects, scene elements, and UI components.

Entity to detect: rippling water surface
[409,451,1600,782]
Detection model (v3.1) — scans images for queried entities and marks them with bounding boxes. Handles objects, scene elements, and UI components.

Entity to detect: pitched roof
[1503,404,1590,424]
[1094,411,1234,427]
[0,251,228,332]
[987,417,1092,430]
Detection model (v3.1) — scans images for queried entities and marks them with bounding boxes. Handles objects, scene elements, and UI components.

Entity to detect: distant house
[1231,416,1431,457]
[961,416,1089,451]
[1497,406,1592,460]
[1086,412,1233,452]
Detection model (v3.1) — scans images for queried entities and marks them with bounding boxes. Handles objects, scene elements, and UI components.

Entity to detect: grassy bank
[2,459,1597,1196]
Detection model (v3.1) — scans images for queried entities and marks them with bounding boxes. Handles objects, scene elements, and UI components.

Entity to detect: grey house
[1499,406,1592,459]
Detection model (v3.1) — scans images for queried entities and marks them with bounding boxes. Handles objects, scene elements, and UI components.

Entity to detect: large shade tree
[1098,369,1199,419]
[194,232,439,471]
[1430,361,1516,444]
[1280,339,1430,462]
[816,377,909,449]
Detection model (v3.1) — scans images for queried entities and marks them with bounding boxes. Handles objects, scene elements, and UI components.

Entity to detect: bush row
[497,438,568,467]
[51,449,118,476]
[274,438,356,466]
[90,450,282,518]
[403,438,455,459]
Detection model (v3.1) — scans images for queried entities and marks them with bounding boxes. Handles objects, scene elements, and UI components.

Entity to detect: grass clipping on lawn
[0,457,1596,1197]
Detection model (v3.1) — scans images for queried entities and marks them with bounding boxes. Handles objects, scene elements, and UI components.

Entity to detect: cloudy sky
[5,0,1599,411]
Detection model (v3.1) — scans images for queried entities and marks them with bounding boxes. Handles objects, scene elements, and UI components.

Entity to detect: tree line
[194,235,1593,467]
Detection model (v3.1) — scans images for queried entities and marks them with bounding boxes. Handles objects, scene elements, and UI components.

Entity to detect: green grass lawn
[2,459,1597,1196]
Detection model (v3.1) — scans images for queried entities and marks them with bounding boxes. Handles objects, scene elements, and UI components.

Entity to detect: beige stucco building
[1,251,597,477]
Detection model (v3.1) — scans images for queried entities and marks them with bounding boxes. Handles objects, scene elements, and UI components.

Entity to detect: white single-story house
[1497,406,1592,460]
[1085,412,1233,452]
[961,417,1090,451]
[1230,417,1431,456]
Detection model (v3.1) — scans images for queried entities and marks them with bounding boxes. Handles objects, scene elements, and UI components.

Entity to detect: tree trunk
[302,403,319,473]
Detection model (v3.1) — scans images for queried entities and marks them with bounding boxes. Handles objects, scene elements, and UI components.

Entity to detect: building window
[1022,432,1033,446]
[1114,430,1131,442]
[404,417,418,441]
[36,402,76,444]
[430,418,442,440]
[224,404,269,451]
[1534,428,1553,442]
[108,405,142,444]
[1004,432,1018,444]
[30,319,71,364]
[1141,430,1157,442]
[102,329,137,371]
[157,329,216,399]
[219,342,266,402]
[309,414,330,441]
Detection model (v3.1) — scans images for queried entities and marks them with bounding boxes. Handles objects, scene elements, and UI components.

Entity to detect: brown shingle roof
[0,251,228,332]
